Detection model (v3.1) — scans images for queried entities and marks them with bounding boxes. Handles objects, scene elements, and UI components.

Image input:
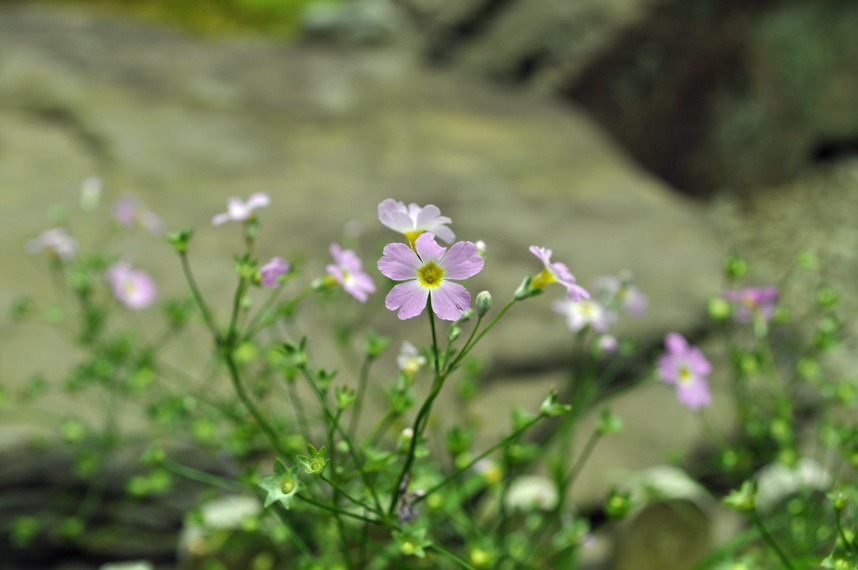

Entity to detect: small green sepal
[297,444,328,475]
[258,459,302,508]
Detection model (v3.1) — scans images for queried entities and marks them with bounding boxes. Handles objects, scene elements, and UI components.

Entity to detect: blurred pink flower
[327,243,376,302]
[529,246,589,301]
[25,228,78,262]
[591,274,648,316]
[721,286,779,322]
[378,199,455,247]
[552,297,616,333]
[212,193,270,226]
[106,261,157,309]
[259,257,290,288]
[658,333,712,411]
[112,196,165,235]
[598,334,618,354]
[378,232,483,321]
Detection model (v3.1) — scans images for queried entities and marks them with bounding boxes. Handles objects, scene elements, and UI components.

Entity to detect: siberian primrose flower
[25,228,78,262]
[326,243,376,302]
[378,232,484,321]
[378,199,455,248]
[258,257,290,288]
[552,297,616,333]
[529,246,589,301]
[658,333,712,411]
[211,192,270,226]
[106,261,157,310]
[397,341,426,376]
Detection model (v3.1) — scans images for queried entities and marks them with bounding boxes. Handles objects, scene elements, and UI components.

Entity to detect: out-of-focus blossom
[378,232,483,321]
[79,177,103,212]
[529,246,589,301]
[259,257,290,288]
[591,274,648,316]
[396,341,426,376]
[106,261,158,310]
[475,240,487,256]
[658,333,712,411]
[552,297,616,333]
[378,199,455,247]
[473,459,502,485]
[112,196,165,235]
[598,334,618,354]
[212,193,270,226]
[721,286,779,323]
[25,228,77,262]
[327,243,376,302]
[505,475,559,512]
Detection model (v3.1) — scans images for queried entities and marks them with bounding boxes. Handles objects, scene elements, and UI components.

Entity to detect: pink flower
[658,333,712,411]
[721,286,779,323]
[378,233,484,321]
[259,257,290,288]
[528,246,589,301]
[112,196,165,235]
[212,193,270,226]
[598,335,618,354]
[327,243,376,302]
[378,199,455,247]
[106,261,157,310]
[552,297,616,333]
[25,228,78,262]
[591,274,648,316]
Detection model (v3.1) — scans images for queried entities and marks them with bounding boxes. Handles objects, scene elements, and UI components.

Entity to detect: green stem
[747,510,797,570]
[416,415,544,504]
[299,366,384,514]
[271,502,314,558]
[296,494,379,524]
[163,459,246,493]
[835,510,858,556]
[561,430,601,490]
[349,355,374,436]
[319,474,373,514]
[448,298,516,372]
[427,544,479,570]
[179,251,221,342]
[224,350,286,456]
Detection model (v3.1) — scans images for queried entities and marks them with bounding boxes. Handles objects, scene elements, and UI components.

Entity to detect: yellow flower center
[530,267,557,290]
[405,230,424,250]
[418,261,444,288]
[678,364,693,385]
[123,281,138,297]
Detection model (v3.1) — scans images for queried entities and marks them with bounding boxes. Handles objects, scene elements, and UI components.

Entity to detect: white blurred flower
[505,475,558,512]
[396,341,426,376]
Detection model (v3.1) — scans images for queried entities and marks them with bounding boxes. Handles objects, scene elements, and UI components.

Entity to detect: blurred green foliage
[56,0,339,37]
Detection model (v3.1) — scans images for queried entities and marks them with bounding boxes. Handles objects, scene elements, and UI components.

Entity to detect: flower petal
[430,282,470,321]
[658,354,677,384]
[665,333,688,356]
[378,242,422,281]
[676,378,711,411]
[566,283,590,302]
[414,232,446,263]
[688,348,712,376]
[247,192,271,210]
[386,281,429,320]
[212,212,231,226]
[441,241,484,280]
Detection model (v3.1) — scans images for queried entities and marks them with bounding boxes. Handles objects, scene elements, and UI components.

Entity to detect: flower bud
[475,291,493,317]
[707,297,732,321]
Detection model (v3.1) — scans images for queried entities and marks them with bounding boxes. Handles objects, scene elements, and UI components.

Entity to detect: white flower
[212,193,270,226]
[505,475,558,512]
[396,341,426,376]
[25,228,78,262]
[552,298,616,333]
[378,199,455,246]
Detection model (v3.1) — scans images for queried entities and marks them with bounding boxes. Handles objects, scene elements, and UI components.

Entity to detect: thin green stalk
[835,510,858,557]
[287,378,312,442]
[334,511,355,570]
[429,304,440,375]
[163,459,247,493]
[349,355,373,436]
[241,286,284,342]
[561,430,601,490]
[427,544,479,570]
[747,510,797,570]
[416,414,543,504]
[296,494,379,524]
[224,350,287,456]
[448,298,516,372]
[365,408,397,448]
[299,366,384,514]
[320,474,372,514]
[179,251,222,342]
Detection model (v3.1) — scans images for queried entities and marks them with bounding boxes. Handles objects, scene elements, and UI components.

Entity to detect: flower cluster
[721,286,779,323]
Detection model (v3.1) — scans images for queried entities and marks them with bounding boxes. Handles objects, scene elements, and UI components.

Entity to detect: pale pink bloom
[529,246,589,301]
[25,228,78,262]
[658,333,712,411]
[327,243,376,302]
[106,261,157,310]
[396,341,426,376]
[378,232,484,321]
[378,199,455,246]
[112,196,165,235]
[591,274,648,316]
[212,193,270,226]
[721,286,779,323]
[259,257,290,288]
[80,177,103,211]
[598,335,618,354]
[552,297,615,333]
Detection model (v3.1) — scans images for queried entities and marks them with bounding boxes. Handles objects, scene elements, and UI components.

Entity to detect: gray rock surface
[0,2,723,515]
